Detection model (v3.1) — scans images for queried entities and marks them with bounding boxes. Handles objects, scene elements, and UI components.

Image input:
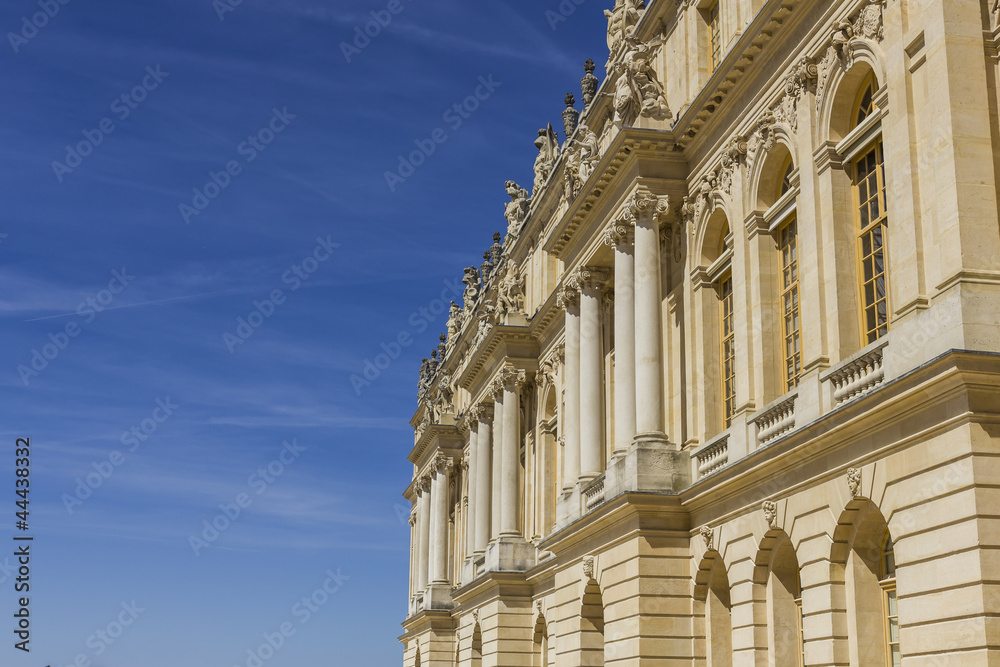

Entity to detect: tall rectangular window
[779,219,801,390]
[855,140,890,344]
[708,2,722,71]
[719,273,735,428]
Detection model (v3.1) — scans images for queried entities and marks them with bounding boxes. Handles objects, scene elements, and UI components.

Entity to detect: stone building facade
[400,0,1000,665]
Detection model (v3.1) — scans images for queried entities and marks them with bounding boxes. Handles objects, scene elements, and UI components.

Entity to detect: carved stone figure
[993,0,1000,29]
[563,148,582,201]
[604,0,646,63]
[848,468,862,498]
[533,124,560,194]
[417,358,431,399]
[612,37,670,127]
[496,265,526,317]
[762,500,777,529]
[504,181,531,238]
[446,301,462,342]
[562,93,580,138]
[700,525,714,551]
[462,266,481,310]
[582,555,595,580]
[437,333,447,362]
[576,123,601,184]
[581,59,600,106]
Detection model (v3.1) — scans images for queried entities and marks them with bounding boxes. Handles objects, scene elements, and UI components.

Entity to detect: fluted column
[558,285,581,489]
[605,221,637,456]
[430,455,452,584]
[475,405,493,553]
[577,267,610,481]
[629,192,671,441]
[491,385,504,541]
[408,510,418,598]
[465,418,479,559]
[416,475,431,592]
[500,367,526,537]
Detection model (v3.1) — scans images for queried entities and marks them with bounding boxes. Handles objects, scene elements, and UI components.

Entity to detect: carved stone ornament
[605,0,646,65]
[993,0,1000,30]
[496,264,526,318]
[718,137,748,194]
[474,302,495,347]
[446,301,463,344]
[700,525,714,551]
[533,124,561,195]
[408,511,417,527]
[537,349,563,388]
[462,266,481,310]
[582,555,595,580]
[619,190,669,227]
[472,610,479,624]
[435,452,455,475]
[573,266,611,293]
[762,500,778,529]
[563,146,583,202]
[774,57,818,132]
[557,283,580,311]
[563,93,580,138]
[848,468,862,498]
[490,231,504,266]
[581,58,600,106]
[504,181,531,239]
[817,0,886,111]
[612,35,671,127]
[500,366,527,390]
[576,123,601,186]
[603,217,634,248]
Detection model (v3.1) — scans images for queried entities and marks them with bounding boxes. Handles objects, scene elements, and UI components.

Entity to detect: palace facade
[400,0,1000,665]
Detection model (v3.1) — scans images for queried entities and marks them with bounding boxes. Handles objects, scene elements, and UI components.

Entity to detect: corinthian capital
[556,283,580,310]
[603,218,634,248]
[499,366,527,390]
[573,266,611,292]
[434,453,455,474]
[620,191,670,226]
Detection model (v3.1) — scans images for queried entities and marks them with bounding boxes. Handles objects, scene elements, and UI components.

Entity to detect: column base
[422,582,456,611]
[484,536,536,573]
[605,436,690,495]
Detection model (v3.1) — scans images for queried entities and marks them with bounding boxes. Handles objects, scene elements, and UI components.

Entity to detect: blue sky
[0,0,607,664]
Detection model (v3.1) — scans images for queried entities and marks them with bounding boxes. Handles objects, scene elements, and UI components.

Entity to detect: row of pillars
[411,191,671,596]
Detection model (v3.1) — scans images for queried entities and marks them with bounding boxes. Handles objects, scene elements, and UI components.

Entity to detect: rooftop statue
[462,266,481,310]
[605,0,646,65]
[533,125,561,195]
[612,35,670,127]
[504,181,531,238]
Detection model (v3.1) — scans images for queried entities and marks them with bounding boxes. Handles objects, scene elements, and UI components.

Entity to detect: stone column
[465,419,479,560]
[429,455,453,585]
[416,475,431,592]
[629,192,671,442]
[500,367,526,537]
[557,285,581,489]
[577,267,610,481]
[475,405,493,554]
[491,385,504,541]
[408,510,417,599]
[605,218,637,456]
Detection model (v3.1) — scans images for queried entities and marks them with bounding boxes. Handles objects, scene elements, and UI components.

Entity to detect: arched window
[852,74,890,344]
[775,155,801,390]
[716,223,736,428]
